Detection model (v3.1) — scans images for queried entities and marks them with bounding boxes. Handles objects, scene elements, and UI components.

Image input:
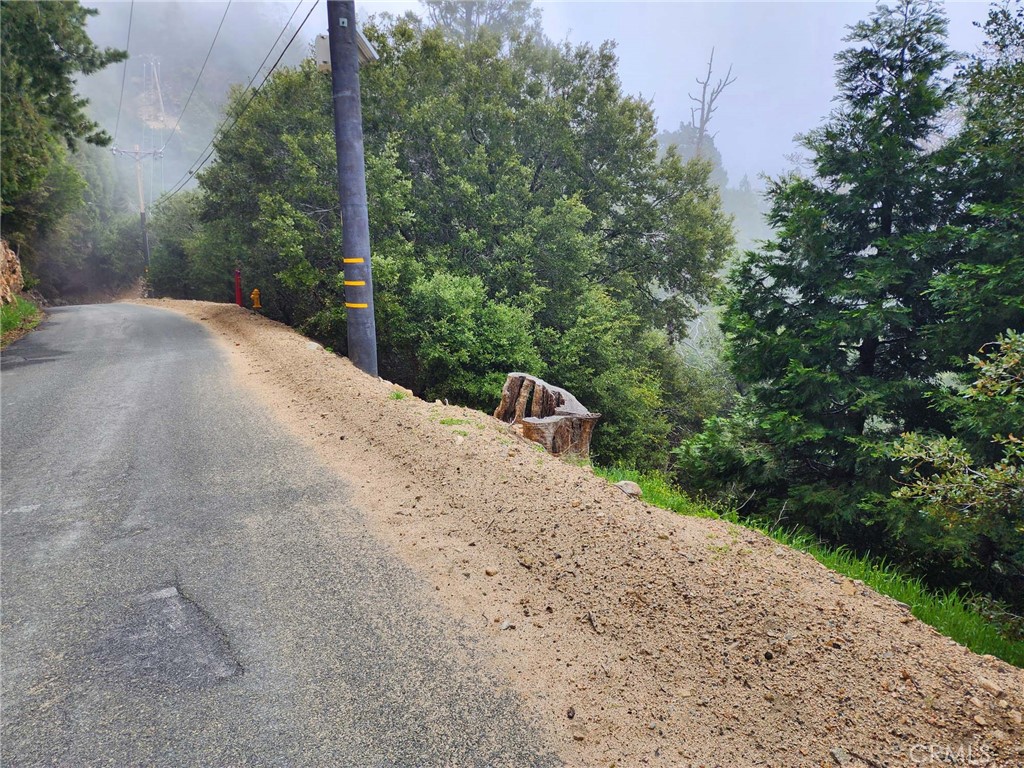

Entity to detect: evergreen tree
[683,1,958,538]
[875,1,1024,605]
[927,0,1024,355]
[1,1,126,217]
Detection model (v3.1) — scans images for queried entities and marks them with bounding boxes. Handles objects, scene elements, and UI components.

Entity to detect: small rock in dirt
[500,620,516,631]
[485,567,498,577]
[613,480,642,498]
[1007,710,1022,725]
[773,547,785,557]
[570,724,586,742]
[974,715,988,727]
[829,746,851,766]
[978,678,1004,697]
[567,706,576,720]
[306,341,322,351]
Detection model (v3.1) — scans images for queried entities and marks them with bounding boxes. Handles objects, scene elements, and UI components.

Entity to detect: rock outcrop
[493,373,600,457]
[1,240,24,305]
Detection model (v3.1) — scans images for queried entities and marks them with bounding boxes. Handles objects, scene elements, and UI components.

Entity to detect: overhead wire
[156,0,320,206]
[159,0,233,153]
[158,0,306,196]
[110,0,134,145]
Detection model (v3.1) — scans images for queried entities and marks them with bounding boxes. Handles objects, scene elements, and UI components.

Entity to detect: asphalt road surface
[1,304,556,767]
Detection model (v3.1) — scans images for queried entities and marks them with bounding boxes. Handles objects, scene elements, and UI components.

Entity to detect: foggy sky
[362,0,990,187]
[85,1,993,193]
[540,1,990,186]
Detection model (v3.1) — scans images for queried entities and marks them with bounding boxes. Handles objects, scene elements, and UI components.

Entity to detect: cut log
[493,373,601,458]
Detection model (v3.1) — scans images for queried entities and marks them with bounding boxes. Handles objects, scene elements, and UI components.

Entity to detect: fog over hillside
[80,1,312,205]
[79,1,989,254]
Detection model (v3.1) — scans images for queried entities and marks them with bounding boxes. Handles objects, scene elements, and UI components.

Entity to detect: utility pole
[327,0,378,377]
[112,144,160,267]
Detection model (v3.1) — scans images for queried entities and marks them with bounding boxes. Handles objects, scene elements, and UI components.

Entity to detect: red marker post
[234,269,242,306]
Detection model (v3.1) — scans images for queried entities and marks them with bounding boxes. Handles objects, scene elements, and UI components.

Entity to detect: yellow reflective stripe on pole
[344,280,365,286]
[345,302,368,308]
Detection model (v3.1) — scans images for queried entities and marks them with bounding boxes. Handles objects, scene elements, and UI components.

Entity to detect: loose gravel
[140,300,1024,768]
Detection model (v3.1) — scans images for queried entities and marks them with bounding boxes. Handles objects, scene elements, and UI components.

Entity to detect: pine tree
[715,0,958,535]
[1,1,126,213]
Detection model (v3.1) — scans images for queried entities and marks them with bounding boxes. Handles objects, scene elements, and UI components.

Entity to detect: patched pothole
[92,585,242,689]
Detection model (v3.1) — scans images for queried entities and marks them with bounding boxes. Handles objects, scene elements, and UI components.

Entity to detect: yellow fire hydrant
[250,287,261,310]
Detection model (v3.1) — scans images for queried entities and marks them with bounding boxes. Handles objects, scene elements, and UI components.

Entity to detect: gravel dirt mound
[138,299,1024,768]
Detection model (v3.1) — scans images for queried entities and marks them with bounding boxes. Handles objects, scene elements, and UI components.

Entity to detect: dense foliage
[154,12,734,468]
[885,331,1023,594]
[678,0,1024,607]
[0,1,140,296]
[1,0,125,212]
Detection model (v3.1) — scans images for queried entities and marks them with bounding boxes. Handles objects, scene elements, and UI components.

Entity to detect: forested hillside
[677,1,1024,610]
[3,0,1021,631]
[0,1,131,298]
[0,0,305,300]
[149,7,735,468]
[151,0,1023,614]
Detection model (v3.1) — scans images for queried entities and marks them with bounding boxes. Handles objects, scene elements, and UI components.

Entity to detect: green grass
[388,390,407,400]
[594,465,1024,667]
[439,417,470,426]
[1,296,42,345]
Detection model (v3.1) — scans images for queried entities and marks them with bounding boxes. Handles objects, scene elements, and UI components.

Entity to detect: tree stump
[493,373,601,458]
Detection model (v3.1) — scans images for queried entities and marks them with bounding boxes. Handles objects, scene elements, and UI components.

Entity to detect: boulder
[613,480,643,498]
[493,373,600,458]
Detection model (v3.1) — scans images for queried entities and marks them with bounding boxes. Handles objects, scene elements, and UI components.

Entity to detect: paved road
[1,304,555,767]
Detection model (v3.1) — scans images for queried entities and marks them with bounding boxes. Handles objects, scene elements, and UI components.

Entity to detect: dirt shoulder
[138,299,1024,768]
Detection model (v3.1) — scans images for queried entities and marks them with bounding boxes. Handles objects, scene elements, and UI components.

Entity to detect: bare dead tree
[688,48,736,158]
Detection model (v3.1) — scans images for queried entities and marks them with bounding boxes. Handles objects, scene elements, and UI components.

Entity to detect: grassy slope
[1,296,42,347]
[596,466,1024,668]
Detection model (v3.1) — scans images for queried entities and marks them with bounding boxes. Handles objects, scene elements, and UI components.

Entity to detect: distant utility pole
[327,0,378,377]
[112,144,161,267]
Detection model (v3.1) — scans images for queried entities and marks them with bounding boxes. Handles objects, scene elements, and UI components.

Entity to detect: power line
[156,0,319,206]
[159,0,306,196]
[159,0,233,153]
[111,0,134,145]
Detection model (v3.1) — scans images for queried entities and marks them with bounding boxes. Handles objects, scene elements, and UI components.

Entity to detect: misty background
[79,1,990,211]
[8,0,1021,629]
